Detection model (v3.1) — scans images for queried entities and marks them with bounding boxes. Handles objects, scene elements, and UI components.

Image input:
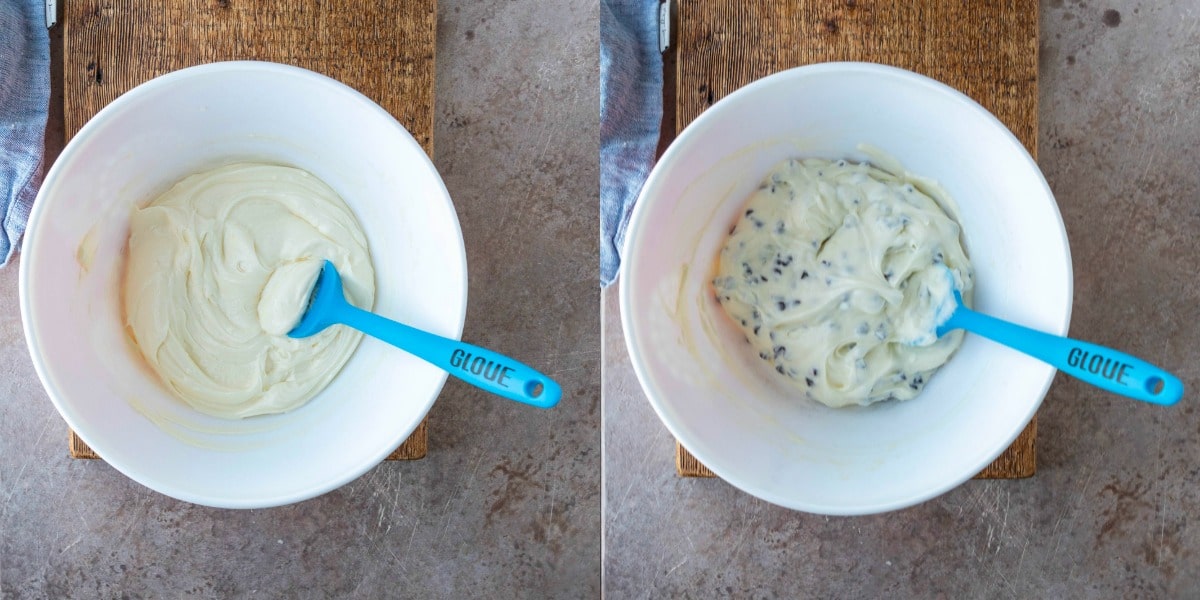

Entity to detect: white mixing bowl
[620,63,1072,515]
[20,61,466,508]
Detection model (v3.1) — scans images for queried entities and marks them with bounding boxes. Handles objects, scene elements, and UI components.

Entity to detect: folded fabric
[599,0,662,286]
[0,0,50,267]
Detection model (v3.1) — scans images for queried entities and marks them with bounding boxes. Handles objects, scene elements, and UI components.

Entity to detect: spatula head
[288,260,346,339]
[933,287,965,339]
[899,264,963,346]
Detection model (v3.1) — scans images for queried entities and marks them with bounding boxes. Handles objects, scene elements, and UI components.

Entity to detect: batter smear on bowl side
[124,163,375,418]
[712,158,973,407]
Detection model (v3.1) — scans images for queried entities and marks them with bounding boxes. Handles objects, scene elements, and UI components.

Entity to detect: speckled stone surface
[1,1,599,597]
[604,1,1200,597]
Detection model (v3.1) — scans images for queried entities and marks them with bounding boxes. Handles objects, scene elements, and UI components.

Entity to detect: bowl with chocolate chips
[619,63,1071,515]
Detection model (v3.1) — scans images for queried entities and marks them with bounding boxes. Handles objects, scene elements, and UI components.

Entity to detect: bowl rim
[618,61,1074,515]
[19,60,468,509]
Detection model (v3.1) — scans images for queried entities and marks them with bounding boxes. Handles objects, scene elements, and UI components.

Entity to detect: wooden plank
[63,0,436,460]
[672,0,1039,479]
[69,430,100,459]
[63,0,435,152]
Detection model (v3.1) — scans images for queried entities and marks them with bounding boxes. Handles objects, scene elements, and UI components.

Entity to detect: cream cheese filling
[713,158,973,407]
[124,163,375,418]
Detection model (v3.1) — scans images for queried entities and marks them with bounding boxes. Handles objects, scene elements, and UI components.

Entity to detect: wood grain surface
[62,0,436,461]
[671,0,1039,479]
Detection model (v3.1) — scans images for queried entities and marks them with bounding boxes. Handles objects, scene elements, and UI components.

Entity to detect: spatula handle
[948,306,1183,406]
[339,306,562,408]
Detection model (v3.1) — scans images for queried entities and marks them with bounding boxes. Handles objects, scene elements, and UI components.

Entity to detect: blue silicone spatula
[289,260,561,408]
[925,266,1182,405]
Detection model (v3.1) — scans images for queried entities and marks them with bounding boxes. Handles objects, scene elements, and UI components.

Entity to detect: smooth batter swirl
[713,158,973,407]
[124,163,375,418]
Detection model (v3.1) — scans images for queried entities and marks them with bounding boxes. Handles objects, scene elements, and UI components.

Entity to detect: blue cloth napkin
[600,0,662,286]
[0,0,50,267]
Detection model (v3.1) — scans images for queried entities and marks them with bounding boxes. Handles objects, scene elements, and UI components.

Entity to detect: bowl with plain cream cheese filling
[20,62,466,508]
[620,63,1072,515]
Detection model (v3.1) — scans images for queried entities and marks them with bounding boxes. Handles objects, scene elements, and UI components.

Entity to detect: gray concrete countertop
[1,1,599,597]
[604,1,1199,597]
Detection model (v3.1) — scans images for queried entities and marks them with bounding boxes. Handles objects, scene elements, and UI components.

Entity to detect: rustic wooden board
[671,0,1039,479]
[62,0,436,461]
